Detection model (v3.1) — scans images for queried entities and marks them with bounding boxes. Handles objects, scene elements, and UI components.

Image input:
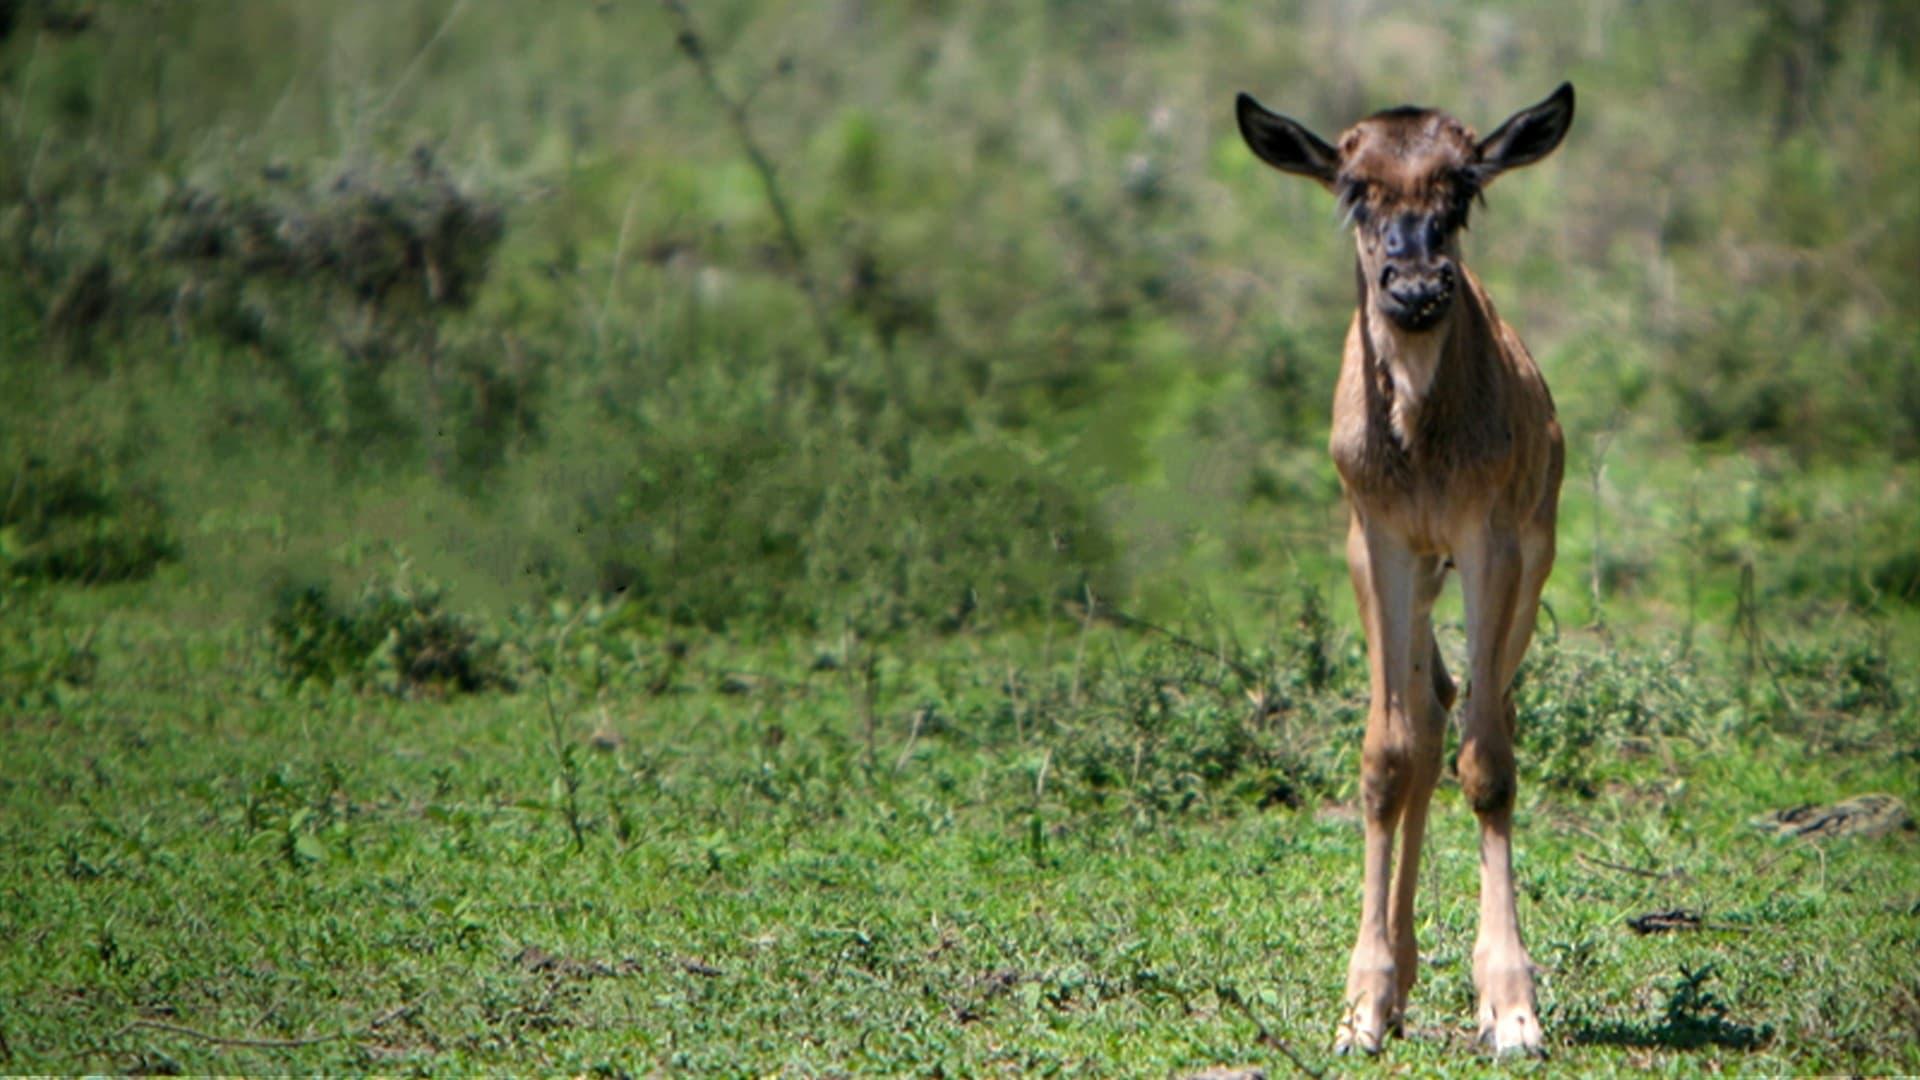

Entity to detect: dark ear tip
[1235,93,1269,137]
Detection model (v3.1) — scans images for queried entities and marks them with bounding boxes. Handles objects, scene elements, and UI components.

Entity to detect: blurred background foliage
[2,0,1916,642]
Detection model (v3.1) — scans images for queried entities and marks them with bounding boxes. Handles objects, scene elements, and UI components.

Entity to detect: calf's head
[1236,84,1574,333]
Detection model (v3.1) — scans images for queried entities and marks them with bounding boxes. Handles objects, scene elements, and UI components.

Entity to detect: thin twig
[893,707,926,773]
[538,604,591,854]
[1575,850,1671,880]
[1731,561,1800,716]
[678,957,725,978]
[657,0,840,357]
[1004,656,1027,743]
[539,669,587,854]
[120,1020,345,1050]
[1068,585,1096,709]
[113,1003,414,1051]
[1215,982,1325,1080]
[1083,597,1262,686]
[1587,419,1618,629]
[596,188,642,347]
[376,0,472,119]
[860,644,880,773]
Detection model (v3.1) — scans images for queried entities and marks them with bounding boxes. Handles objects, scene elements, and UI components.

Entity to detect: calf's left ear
[1473,82,1574,182]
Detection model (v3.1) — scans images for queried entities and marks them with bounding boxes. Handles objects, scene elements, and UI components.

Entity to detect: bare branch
[1079,595,1264,687]
[657,0,840,357]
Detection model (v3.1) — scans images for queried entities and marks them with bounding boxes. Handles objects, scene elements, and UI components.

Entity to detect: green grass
[3,588,1917,1074]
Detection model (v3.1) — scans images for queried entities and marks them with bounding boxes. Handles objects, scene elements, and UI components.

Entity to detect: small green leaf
[292,832,327,863]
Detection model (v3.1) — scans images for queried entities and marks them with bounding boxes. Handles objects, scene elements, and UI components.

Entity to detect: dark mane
[1368,104,1433,121]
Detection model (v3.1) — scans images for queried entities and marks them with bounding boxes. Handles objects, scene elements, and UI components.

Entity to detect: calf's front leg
[1335,515,1428,1055]
[1454,525,1544,1056]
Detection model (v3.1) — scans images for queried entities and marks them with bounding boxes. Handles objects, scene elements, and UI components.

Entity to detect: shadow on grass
[1569,965,1773,1051]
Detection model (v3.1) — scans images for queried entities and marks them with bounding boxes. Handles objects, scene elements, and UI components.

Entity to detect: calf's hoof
[1333,992,1401,1055]
[1476,1002,1545,1057]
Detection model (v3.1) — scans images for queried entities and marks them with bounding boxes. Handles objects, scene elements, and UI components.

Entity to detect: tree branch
[657,0,840,357]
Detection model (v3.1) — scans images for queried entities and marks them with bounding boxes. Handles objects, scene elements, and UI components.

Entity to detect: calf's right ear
[1236,93,1338,186]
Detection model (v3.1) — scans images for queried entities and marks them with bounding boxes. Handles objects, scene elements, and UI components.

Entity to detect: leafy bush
[157,147,504,312]
[1033,634,1344,819]
[0,595,96,709]
[0,451,178,585]
[3,0,1918,659]
[267,564,513,697]
[1516,638,1723,797]
[1869,548,1920,608]
[154,149,524,472]
[582,416,1115,635]
[0,107,527,481]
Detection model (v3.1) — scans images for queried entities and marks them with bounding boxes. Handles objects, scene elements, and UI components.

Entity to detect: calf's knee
[1457,735,1515,815]
[1361,741,1414,822]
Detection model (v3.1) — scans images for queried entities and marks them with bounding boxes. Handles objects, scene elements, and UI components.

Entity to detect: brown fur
[1335,109,1481,223]
[1330,263,1564,550]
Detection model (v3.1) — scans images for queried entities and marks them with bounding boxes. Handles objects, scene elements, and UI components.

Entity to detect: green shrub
[1516,638,1721,797]
[152,150,521,473]
[0,451,178,585]
[4,0,1919,658]
[267,563,513,697]
[1038,638,1343,819]
[0,594,96,709]
[582,417,1114,636]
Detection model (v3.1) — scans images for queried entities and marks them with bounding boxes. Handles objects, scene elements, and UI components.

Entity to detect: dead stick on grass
[658,0,841,358]
[1575,850,1672,880]
[113,1003,415,1051]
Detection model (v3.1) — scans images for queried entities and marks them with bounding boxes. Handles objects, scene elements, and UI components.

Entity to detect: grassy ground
[4,0,1919,1074]
[4,585,1917,1074]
